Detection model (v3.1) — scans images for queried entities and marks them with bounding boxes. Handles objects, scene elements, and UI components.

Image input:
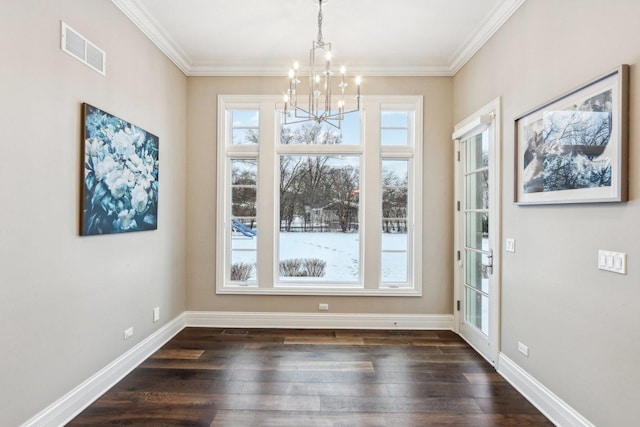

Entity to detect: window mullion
[363,102,382,289]
[256,102,276,289]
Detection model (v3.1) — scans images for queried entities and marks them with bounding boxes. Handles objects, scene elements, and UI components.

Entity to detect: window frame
[216,95,423,296]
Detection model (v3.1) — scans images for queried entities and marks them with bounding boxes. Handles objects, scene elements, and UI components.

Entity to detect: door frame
[452,97,502,366]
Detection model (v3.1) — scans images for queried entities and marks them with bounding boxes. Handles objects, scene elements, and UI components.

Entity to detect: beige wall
[0,1,187,425]
[454,0,640,425]
[7,0,637,425]
[186,76,453,314]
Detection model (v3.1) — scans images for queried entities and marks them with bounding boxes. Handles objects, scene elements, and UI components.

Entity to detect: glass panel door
[463,131,491,336]
[454,101,500,366]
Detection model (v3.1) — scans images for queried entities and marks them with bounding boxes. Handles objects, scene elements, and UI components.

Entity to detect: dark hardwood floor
[67,328,553,426]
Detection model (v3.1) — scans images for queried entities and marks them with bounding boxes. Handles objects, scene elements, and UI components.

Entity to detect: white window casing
[217,95,423,296]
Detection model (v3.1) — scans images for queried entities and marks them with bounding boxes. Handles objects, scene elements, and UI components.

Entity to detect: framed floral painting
[81,103,159,235]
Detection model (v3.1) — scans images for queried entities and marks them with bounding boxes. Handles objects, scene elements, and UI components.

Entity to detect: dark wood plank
[66,328,552,426]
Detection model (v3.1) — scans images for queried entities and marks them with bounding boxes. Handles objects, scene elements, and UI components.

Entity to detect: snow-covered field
[232,231,407,282]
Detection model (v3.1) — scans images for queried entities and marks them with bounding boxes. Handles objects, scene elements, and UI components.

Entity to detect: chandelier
[283,0,361,129]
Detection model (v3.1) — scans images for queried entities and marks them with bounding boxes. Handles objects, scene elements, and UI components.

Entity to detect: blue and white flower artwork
[81,103,159,235]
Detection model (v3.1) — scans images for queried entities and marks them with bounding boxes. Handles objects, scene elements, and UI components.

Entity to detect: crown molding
[449,0,526,75]
[112,0,526,77]
[111,0,192,75]
[187,63,453,77]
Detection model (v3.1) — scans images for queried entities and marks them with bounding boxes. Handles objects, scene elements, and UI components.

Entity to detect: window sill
[216,286,422,297]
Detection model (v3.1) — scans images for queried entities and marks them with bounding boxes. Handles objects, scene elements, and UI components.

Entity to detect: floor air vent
[386,331,414,337]
[222,329,249,335]
[60,22,105,75]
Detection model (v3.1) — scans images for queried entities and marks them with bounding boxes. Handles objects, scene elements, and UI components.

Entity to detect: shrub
[303,258,326,277]
[279,258,326,277]
[230,262,254,281]
[279,259,304,276]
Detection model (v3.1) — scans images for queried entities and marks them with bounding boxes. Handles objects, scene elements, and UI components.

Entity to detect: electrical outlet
[319,303,329,311]
[153,307,160,322]
[518,341,529,357]
[124,327,134,340]
[506,238,515,253]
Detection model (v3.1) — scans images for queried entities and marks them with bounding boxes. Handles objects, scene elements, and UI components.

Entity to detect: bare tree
[279,156,305,231]
[279,123,342,231]
[327,165,359,232]
[382,168,408,233]
[231,160,257,228]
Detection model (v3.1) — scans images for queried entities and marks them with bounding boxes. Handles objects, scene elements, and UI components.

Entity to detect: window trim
[216,95,423,296]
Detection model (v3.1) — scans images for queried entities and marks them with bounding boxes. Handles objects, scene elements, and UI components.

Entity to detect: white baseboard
[18,311,457,427]
[185,310,454,330]
[22,313,186,427]
[498,353,595,427]
[22,313,597,427]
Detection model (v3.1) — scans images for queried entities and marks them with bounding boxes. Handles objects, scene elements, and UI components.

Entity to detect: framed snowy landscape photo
[514,65,628,205]
[81,103,159,235]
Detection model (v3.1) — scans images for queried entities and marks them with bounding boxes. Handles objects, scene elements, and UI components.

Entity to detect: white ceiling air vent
[60,21,106,75]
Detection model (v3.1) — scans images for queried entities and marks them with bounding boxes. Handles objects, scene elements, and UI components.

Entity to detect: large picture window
[217,95,422,295]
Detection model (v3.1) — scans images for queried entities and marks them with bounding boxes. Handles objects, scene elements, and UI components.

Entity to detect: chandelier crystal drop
[283,0,361,129]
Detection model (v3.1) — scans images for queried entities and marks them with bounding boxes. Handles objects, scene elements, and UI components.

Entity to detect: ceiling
[111,0,525,77]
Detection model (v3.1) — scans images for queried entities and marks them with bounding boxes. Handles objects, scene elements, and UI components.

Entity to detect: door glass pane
[465,130,489,171]
[465,287,489,336]
[465,170,488,210]
[465,212,488,250]
[465,250,489,293]
[230,159,257,283]
[278,155,360,282]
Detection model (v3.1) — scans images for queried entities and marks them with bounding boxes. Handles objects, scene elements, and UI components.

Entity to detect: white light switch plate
[598,250,626,274]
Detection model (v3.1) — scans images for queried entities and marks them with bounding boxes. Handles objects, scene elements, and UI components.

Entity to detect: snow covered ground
[231,231,407,282]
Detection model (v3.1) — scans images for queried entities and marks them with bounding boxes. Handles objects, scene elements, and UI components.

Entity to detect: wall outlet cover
[124,327,134,340]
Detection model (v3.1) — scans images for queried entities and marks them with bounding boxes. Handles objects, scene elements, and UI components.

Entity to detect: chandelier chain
[317,1,324,45]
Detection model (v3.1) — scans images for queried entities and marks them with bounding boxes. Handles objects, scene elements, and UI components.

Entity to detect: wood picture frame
[514,65,629,205]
